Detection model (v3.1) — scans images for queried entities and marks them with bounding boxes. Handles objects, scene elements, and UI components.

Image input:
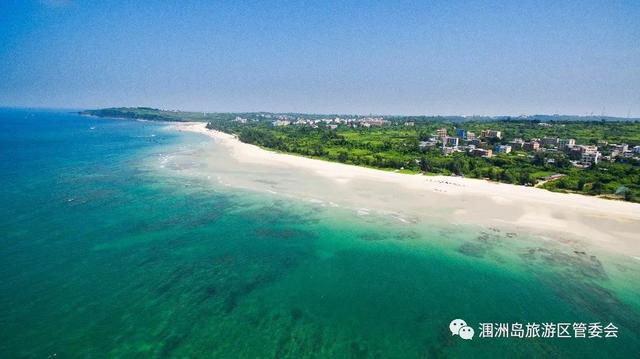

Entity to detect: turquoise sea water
[1,109,639,358]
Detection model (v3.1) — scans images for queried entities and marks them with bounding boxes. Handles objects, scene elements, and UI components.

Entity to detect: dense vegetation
[85,107,640,202]
[541,164,638,202]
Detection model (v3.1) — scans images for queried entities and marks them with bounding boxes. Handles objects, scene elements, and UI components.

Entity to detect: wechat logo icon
[450,319,475,340]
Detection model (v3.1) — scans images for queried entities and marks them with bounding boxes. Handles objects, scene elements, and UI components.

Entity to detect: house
[509,138,524,150]
[445,136,459,147]
[577,145,599,154]
[580,151,601,167]
[272,120,291,126]
[558,138,575,150]
[523,141,540,152]
[494,144,512,154]
[469,139,488,149]
[419,140,438,149]
[611,144,629,153]
[481,130,502,139]
[471,148,493,157]
[466,131,476,141]
[569,145,597,160]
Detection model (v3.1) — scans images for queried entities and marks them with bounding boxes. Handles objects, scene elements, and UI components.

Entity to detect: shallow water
[1,109,639,358]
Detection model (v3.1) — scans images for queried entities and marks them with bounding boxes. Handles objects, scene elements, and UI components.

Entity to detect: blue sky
[1,0,639,116]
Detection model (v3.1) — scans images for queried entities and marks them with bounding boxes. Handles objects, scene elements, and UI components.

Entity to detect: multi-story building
[481,130,502,139]
[523,141,540,152]
[471,148,493,157]
[455,129,467,139]
[436,128,447,139]
[570,145,598,160]
[581,145,599,154]
[494,144,512,154]
[612,144,629,153]
[445,136,459,148]
[509,138,524,150]
[558,138,576,150]
[542,137,559,146]
[466,131,476,141]
[580,151,601,167]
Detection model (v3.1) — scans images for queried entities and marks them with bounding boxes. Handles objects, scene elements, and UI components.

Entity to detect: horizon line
[2,105,639,120]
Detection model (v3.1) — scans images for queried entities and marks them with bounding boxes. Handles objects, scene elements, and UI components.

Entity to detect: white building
[419,140,438,149]
[495,144,512,154]
[612,144,629,153]
[445,136,459,147]
[580,152,601,167]
[558,138,576,150]
[272,120,291,126]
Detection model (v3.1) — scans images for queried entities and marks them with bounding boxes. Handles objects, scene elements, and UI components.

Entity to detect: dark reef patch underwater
[1,109,639,358]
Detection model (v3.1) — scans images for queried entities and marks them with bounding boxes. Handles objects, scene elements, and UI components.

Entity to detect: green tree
[337,151,348,163]
[591,181,604,195]
[625,191,635,202]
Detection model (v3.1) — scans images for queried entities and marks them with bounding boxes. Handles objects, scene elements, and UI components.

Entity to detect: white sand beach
[170,122,640,257]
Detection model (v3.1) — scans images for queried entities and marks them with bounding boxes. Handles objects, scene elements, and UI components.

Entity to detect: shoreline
[169,121,640,257]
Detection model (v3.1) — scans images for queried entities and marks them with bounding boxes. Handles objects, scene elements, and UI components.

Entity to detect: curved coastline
[169,122,640,257]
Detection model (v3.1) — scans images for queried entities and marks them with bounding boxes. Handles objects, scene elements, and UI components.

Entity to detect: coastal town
[420,127,640,168]
[257,114,640,167]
